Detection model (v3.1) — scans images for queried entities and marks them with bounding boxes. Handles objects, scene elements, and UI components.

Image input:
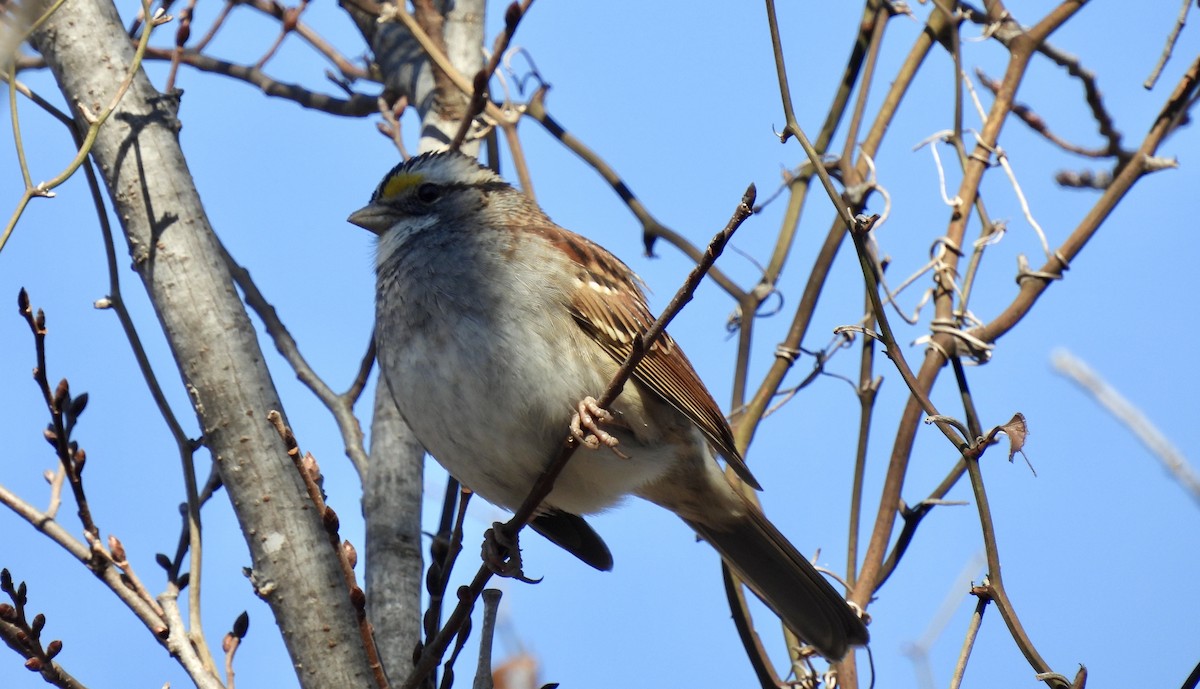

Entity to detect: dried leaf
[997,412,1036,476]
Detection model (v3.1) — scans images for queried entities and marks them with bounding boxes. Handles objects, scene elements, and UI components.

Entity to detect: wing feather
[543,228,761,490]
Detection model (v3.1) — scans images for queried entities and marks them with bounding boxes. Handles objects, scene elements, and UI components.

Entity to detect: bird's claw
[570,396,629,459]
[482,524,542,584]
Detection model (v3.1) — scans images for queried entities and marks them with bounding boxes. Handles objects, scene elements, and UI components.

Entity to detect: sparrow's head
[347,150,512,236]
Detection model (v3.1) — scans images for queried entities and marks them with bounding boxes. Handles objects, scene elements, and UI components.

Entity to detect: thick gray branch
[29,1,373,686]
[363,384,427,673]
[359,0,486,674]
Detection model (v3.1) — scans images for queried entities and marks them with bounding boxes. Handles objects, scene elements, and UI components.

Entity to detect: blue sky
[2,2,1198,688]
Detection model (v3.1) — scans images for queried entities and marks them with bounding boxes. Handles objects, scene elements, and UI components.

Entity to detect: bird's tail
[684,509,868,660]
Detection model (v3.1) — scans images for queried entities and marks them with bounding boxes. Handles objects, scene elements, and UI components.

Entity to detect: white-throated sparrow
[349,150,868,659]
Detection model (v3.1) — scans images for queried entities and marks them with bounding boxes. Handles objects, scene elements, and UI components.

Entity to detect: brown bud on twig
[73,449,86,477]
[349,585,366,609]
[67,392,88,420]
[342,540,357,569]
[426,561,443,590]
[282,6,301,31]
[1055,169,1112,189]
[177,572,190,590]
[175,7,191,45]
[53,380,70,413]
[0,568,13,592]
[24,657,42,672]
[43,427,57,446]
[17,288,30,314]
[31,613,45,635]
[301,453,321,482]
[504,1,521,30]
[35,308,45,331]
[322,506,339,531]
[0,604,15,621]
[232,610,250,639]
[412,640,425,665]
[108,535,126,563]
[45,639,62,659]
[155,553,172,571]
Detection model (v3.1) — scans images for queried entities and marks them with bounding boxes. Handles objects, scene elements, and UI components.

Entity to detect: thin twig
[1,0,166,255]
[522,91,746,300]
[847,290,880,590]
[223,241,371,478]
[0,570,90,689]
[843,213,968,449]
[18,291,101,543]
[377,2,514,126]
[962,451,1066,688]
[190,0,234,52]
[165,0,197,93]
[268,412,389,689]
[976,68,1116,159]
[158,583,226,689]
[69,77,218,665]
[449,1,532,151]
[470,589,502,689]
[948,587,990,689]
[0,484,236,688]
[1144,0,1192,89]
[853,4,1088,626]
[1052,349,1200,505]
[240,0,368,80]
[143,47,378,116]
[423,478,466,667]
[720,564,782,689]
[736,0,942,454]
[254,0,309,70]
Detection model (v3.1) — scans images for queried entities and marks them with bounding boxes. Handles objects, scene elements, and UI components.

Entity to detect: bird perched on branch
[349,150,868,659]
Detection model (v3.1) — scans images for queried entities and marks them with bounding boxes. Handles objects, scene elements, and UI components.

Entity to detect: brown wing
[543,227,761,490]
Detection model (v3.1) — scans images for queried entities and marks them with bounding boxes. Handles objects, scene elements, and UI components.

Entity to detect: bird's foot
[482,523,542,584]
[570,396,629,459]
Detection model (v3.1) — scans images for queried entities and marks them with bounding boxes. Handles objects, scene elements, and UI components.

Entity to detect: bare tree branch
[28,0,375,685]
[1052,349,1200,506]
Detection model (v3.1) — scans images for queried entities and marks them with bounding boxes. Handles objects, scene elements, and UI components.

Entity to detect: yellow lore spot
[379,172,425,201]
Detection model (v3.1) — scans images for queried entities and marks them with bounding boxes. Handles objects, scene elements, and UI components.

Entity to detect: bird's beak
[347,203,393,235]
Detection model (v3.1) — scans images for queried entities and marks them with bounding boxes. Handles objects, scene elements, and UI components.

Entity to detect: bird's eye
[416,183,441,204]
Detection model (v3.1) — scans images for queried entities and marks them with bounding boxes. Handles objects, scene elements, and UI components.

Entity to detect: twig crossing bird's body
[349,151,868,659]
